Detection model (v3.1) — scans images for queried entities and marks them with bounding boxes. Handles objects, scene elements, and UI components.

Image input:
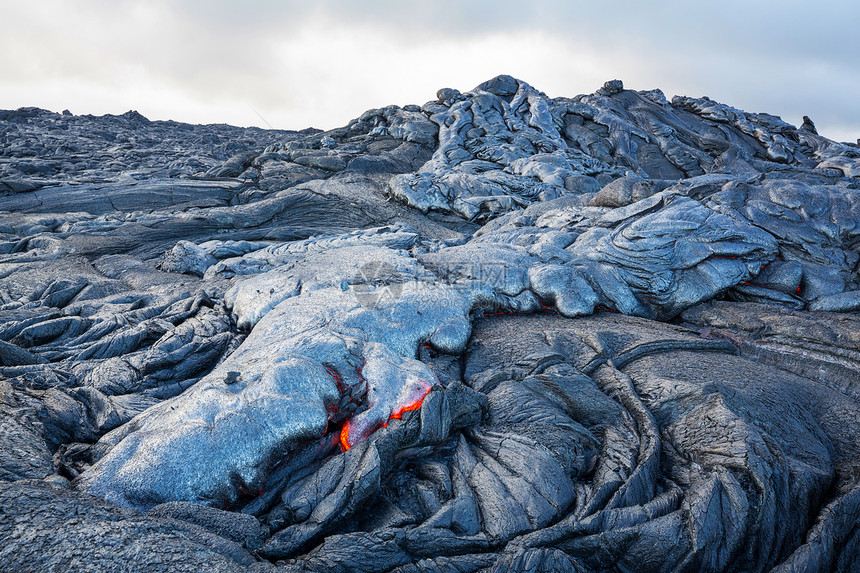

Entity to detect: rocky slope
[1,75,859,572]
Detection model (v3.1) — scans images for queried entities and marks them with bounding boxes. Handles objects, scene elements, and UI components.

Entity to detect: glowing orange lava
[339,386,433,452]
[325,366,344,392]
[387,386,432,422]
[340,420,352,451]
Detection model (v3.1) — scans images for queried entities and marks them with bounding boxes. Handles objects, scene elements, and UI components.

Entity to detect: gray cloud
[1,0,857,141]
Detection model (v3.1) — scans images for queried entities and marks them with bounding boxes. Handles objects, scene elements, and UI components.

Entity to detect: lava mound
[1,76,859,572]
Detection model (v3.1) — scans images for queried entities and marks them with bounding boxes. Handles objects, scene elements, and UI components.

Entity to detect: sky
[2,0,858,142]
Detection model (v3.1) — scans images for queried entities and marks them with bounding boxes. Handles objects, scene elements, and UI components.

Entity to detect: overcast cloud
[2,0,858,141]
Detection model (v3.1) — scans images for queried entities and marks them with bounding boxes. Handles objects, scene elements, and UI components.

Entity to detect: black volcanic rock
[1,77,859,572]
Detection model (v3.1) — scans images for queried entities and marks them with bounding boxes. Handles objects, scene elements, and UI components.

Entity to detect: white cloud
[0,0,857,141]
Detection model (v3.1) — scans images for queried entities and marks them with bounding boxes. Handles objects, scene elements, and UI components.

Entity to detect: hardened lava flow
[1,75,860,572]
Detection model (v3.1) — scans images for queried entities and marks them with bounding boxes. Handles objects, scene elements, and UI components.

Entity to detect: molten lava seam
[339,386,432,451]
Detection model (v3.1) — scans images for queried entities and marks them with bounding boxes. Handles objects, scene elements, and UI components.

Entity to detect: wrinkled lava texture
[2,76,860,572]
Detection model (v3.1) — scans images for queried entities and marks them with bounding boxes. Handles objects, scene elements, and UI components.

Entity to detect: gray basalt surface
[1,76,859,572]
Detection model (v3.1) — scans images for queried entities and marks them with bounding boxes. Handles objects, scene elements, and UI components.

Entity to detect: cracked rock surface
[1,76,859,572]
